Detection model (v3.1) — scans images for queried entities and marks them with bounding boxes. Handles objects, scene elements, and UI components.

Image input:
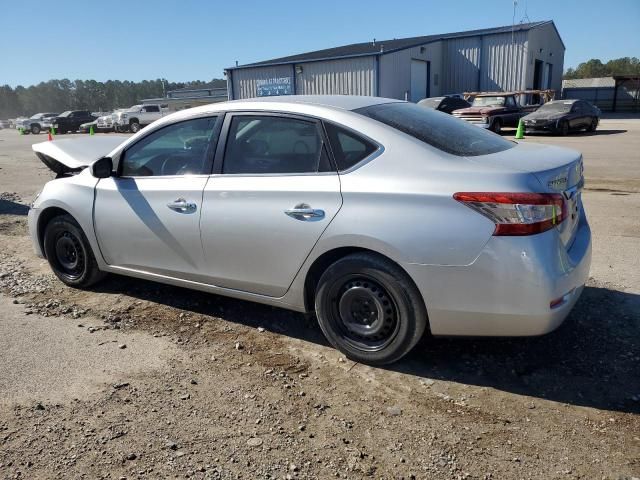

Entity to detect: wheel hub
[55,232,81,272]
[337,280,397,343]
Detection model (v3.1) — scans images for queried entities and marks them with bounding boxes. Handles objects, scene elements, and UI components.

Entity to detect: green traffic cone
[19,127,24,135]
[50,127,55,137]
[515,119,525,140]
[90,125,94,136]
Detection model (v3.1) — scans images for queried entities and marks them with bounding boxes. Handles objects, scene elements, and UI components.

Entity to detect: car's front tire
[129,121,141,133]
[490,118,502,134]
[587,118,598,132]
[43,214,106,288]
[31,124,41,135]
[315,253,427,365]
[558,120,569,136]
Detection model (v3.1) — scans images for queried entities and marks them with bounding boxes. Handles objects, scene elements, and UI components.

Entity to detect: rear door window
[324,123,378,171]
[355,102,515,156]
[222,115,331,174]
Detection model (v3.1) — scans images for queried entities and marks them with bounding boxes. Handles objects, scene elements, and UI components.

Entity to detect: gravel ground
[0,124,638,479]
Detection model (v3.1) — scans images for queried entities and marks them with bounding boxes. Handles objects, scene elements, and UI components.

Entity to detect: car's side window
[222,115,330,174]
[505,96,517,108]
[120,116,219,177]
[324,122,378,171]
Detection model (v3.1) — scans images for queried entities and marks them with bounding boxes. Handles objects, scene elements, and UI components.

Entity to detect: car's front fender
[30,173,106,268]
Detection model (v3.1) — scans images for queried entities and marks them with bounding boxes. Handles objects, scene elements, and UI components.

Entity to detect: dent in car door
[199,113,342,297]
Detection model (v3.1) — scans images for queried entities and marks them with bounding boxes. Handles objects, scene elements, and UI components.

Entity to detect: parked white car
[15,113,59,134]
[113,104,166,133]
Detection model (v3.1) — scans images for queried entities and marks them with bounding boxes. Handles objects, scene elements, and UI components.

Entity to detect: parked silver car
[28,96,591,364]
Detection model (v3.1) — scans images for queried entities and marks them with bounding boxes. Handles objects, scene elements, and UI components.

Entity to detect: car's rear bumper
[405,212,591,336]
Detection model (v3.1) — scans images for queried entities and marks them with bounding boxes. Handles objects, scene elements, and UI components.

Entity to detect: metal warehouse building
[226,20,564,102]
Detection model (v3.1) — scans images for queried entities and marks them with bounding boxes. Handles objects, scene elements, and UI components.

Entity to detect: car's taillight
[453,192,566,236]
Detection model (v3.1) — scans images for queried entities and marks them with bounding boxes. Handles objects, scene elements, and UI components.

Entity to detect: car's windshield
[128,105,142,111]
[29,114,43,119]
[418,98,443,109]
[538,102,573,113]
[355,102,515,156]
[472,96,506,107]
[59,111,72,117]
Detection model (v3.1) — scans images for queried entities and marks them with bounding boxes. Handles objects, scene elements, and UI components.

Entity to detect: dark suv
[52,110,97,134]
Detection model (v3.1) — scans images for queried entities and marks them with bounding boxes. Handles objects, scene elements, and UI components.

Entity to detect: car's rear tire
[587,118,598,132]
[31,124,41,135]
[314,253,427,365]
[43,214,106,288]
[490,118,502,134]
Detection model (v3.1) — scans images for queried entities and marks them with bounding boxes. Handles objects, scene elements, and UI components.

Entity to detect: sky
[1,0,639,88]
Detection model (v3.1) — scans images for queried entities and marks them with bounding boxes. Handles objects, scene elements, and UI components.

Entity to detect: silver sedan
[28,96,591,365]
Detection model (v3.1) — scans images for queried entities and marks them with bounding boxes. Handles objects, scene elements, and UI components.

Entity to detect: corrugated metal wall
[379,42,442,100]
[441,31,528,94]
[231,65,293,99]
[295,57,375,96]
[525,22,565,94]
[480,31,528,91]
[441,36,482,93]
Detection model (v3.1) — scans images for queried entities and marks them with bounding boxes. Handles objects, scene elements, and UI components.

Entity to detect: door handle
[167,198,197,213]
[285,203,325,221]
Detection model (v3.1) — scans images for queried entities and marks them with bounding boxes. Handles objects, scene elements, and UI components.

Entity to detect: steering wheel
[293,140,310,154]
[161,154,189,176]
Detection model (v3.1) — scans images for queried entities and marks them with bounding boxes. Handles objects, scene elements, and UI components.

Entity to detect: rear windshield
[355,102,515,156]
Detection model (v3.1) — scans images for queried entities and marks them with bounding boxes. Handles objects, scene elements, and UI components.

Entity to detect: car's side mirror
[91,157,113,178]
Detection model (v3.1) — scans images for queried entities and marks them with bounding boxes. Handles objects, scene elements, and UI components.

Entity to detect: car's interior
[120,118,218,176]
[223,117,322,174]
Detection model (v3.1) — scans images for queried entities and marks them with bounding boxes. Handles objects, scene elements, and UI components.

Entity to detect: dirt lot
[0,120,638,480]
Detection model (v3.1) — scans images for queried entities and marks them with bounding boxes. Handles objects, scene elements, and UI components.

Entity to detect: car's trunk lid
[472,142,584,248]
[32,136,127,175]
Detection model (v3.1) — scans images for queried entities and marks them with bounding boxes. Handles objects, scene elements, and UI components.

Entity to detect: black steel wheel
[559,120,569,136]
[587,118,598,132]
[490,118,502,134]
[43,214,106,288]
[315,253,427,365]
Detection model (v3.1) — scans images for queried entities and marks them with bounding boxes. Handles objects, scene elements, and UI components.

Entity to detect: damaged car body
[28,96,592,365]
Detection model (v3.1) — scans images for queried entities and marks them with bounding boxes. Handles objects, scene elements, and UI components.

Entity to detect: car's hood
[32,136,127,175]
[453,106,506,115]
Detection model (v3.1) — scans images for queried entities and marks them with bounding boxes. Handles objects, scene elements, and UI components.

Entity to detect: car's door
[94,115,222,280]
[140,105,160,125]
[578,102,593,128]
[199,112,342,297]
[503,96,520,126]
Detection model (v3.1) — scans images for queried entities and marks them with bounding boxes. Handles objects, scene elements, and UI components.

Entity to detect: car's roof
[152,96,404,132]
[229,95,400,111]
[548,99,579,104]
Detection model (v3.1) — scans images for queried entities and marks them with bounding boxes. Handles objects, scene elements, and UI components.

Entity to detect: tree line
[563,57,640,80]
[0,78,226,119]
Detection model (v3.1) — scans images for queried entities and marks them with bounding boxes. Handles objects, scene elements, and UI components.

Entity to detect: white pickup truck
[113,104,166,133]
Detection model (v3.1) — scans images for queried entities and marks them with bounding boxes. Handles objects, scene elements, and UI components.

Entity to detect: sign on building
[256,77,293,97]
